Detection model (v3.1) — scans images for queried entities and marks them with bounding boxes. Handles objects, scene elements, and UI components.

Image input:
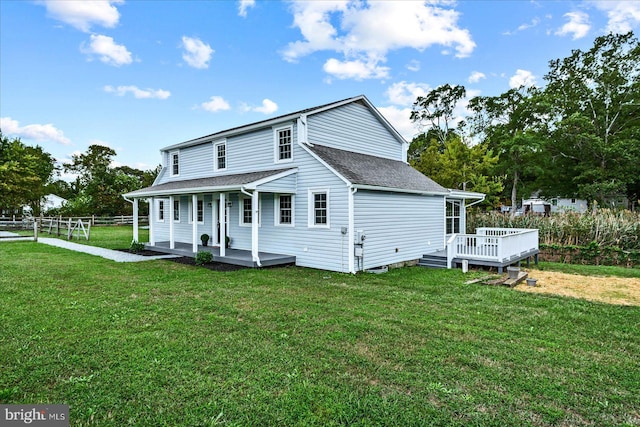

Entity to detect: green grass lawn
[1,239,639,426]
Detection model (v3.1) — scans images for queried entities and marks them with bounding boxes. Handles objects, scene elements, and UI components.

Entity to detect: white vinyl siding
[354,191,444,271]
[307,102,403,160]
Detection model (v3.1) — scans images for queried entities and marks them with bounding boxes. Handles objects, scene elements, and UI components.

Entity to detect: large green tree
[467,87,548,214]
[0,132,56,215]
[63,145,158,216]
[542,31,640,205]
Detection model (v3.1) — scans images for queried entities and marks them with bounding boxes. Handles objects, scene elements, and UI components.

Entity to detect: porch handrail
[447,228,539,266]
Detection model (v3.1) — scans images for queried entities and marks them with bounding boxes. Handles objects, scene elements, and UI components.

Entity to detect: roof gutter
[352,184,449,196]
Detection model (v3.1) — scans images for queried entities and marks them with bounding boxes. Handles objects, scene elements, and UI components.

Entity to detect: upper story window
[275,194,294,227]
[170,151,179,176]
[214,141,226,171]
[274,125,293,163]
[308,189,329,228]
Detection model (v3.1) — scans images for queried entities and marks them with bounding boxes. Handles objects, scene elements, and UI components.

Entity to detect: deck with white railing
[422,228,539,272]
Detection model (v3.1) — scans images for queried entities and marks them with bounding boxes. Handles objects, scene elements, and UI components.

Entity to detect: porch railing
[446,228,539,268]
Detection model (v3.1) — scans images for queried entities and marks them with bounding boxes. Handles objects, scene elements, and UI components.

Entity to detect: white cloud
[282,1,475,80]
[517,17,540,32]
[104,85,171,99]
[1,117,71,145]
[509,69,537,88]
[81,34,132,66]
[253,99,278,114]
[406,60,421,72]
[323,57,390,80]
[238,0,255,17]
[378,106,418,141]
[39,0,122,32]
[556,11,590,39]
[181,36,213,69]
[593,1,640,34]
[468,71,486,83]
[385,81,431,105]
[200,96,231,112]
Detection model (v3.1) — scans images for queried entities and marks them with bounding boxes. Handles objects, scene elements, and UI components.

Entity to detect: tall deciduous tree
[0,132,55,214]
[467,87,547,215]
[411,84,466,145]
[543,31,640,205]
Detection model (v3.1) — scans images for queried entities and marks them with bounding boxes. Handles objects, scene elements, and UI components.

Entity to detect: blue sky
[2,0,639,177]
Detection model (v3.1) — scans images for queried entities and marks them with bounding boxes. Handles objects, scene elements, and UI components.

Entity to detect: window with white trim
[275,194,294,226]
[158,200,165,222]
[214,141,226,171]
[173,199,180,222]
[308,189,329,228]
[170,151,179,176]
[446,200,461,234]
[189,198,205,224]
[274,126,293,163]
[239,196,261,226]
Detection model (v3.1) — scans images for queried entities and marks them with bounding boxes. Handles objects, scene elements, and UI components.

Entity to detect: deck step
[418,254,447,269]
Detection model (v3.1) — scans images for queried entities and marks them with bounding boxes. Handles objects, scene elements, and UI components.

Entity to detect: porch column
[251,190,261,266]
[132,198,139,242]
[212,196,218,245]
[148,197,155,245]
[169,195,175,249]
[219,193,226,257]
[192,194,198,253]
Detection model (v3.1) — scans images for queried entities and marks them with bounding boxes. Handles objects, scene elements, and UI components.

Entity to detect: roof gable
[162,95,405,152]
[306,144,447,194]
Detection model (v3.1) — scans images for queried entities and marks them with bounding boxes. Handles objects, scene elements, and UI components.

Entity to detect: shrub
[129,240,145,253]
[195,251,213,265]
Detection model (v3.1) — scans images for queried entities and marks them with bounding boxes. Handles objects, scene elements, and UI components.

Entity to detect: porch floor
[147,241,296,268]
[420,249,539,273]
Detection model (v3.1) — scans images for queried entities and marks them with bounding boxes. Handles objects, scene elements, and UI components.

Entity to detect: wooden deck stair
[418,251,447,269]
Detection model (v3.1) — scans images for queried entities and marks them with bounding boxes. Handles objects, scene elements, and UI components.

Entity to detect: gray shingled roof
[124,168,295,198]
[307,144,447,194]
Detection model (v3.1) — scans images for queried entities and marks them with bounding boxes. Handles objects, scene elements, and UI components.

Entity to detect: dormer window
[274,125,293,163]
[170,151,179,176]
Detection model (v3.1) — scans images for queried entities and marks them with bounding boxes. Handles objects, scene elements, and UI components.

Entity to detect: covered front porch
[124,168,299,269]
[147,241,296,268]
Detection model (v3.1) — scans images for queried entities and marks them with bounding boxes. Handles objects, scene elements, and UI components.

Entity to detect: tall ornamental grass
[467,209,640,250]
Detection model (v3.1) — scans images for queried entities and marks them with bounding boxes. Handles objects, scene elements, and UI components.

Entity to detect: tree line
[0,136,159,217]
[410,32,640,212]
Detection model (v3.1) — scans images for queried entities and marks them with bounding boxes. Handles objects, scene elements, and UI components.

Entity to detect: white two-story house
[124,95,527,273]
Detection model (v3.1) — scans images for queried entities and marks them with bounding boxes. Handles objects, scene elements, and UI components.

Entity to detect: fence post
[33,219,38,242]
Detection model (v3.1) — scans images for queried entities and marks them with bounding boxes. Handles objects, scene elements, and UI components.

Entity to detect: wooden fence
[0,215,149,230]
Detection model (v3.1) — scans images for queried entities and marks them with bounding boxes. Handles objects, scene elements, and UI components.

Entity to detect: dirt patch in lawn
[515,270,640,306]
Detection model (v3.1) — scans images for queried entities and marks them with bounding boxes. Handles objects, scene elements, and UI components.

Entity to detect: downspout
[241,186,262,267]
[122,195,139,243]
[348,186,357,274]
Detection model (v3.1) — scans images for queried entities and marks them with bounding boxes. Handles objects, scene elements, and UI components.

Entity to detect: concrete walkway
[38,238,180,262]
[1,234,178,263]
